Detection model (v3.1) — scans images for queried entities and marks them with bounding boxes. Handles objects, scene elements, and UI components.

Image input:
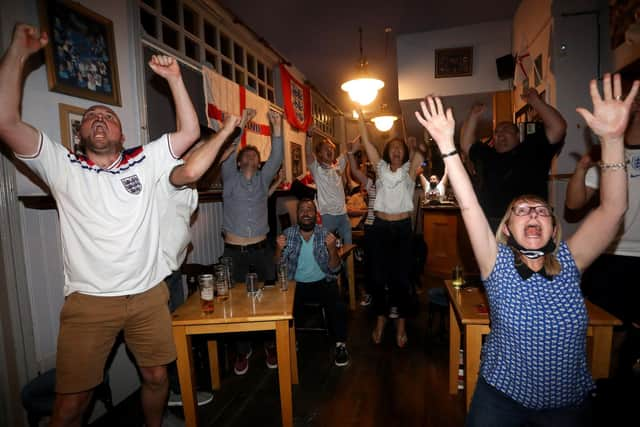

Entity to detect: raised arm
[416,97,497,278]
[268,167,284,196]
[346,136,368,186]
[460,103,485,158]
[521,88,567,144]
[170,114,240,187]
[408,136,427,180]
[305,127,315,167]
[565,152,598,210]
[440,164,449,188]
[568,74,638,271]
[355,109,381,167]
[220,108,256,171]
[0,24,48,156]
[148,55,199,157]
[260,110,284,180]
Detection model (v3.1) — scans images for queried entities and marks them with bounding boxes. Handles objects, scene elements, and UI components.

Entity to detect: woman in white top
[355,108,426,347]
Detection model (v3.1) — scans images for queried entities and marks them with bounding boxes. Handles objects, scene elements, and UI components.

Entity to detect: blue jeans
[320,213,352,244]
[466,376,593,427]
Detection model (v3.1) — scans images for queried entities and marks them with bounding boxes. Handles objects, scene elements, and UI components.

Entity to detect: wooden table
[445,280,622,410]
[338,243,357,310]
[172,283,299,427]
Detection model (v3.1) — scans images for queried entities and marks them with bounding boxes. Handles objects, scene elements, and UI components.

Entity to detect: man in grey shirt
[221,109,284,375]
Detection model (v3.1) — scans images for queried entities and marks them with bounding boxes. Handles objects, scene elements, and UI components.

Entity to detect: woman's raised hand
[415,97,456,153]
[576,73,639,143]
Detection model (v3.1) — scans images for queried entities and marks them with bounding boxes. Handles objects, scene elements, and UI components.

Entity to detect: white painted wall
[397,19,513,100]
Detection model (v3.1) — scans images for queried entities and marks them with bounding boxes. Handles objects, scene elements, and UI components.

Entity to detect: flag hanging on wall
[202,66,272,158]
[280,64,312,132]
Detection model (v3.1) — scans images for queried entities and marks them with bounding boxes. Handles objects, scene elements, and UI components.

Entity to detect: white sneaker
[389,306,399,319]
[167,390,214,407]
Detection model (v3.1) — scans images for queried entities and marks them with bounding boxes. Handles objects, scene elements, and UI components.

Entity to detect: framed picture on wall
[290,141,303,178]
[39,0,121,105]
[58,103,85,151]
[435,46,473,78]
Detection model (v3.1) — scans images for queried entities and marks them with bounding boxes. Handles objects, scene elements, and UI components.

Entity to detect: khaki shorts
[55,282,176,393]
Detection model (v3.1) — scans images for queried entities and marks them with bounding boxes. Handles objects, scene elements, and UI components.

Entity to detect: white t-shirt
[419,174,445,197]
[18,132,180,296]
[585,147,640,257]
[308,155,347,215]
[157,165,198,271]
[374,160,414,214]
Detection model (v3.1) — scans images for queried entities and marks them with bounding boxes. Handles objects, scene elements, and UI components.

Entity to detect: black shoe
[334,343,350,367]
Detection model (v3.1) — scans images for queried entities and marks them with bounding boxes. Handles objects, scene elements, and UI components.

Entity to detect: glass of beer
[452,265,464,288]
[198,274,215,314]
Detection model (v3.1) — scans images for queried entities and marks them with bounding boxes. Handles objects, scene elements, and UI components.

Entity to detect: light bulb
[372,115,397,132]
[341,78,384,106]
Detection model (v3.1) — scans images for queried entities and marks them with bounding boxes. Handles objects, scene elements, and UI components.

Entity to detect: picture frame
[39,0,121,105]
[58,103,85,151]
[434,47,473,78]
[290,141,303,178]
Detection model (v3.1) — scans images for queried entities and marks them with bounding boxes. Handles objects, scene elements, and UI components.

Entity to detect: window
[312,92,336,136]
[139,0,275,102]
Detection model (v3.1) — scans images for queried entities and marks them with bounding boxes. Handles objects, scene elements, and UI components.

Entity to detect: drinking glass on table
[245,272,258,295]
[277,262,288,291]
[198,274,215,314]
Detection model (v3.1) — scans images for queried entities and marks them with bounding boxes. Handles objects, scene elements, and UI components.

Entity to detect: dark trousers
[295,279,347,342]
[581,253,640,326]
[362,224,375,295]
[223,242,275,354]
[371,217,412,317]
[466,376,593,427]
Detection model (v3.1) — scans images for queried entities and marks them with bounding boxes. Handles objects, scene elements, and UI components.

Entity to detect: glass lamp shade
[341,78,384,106]
[371,115,398,132]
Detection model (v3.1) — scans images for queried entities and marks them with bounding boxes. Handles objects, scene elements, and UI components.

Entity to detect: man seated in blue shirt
[276,198,350,367]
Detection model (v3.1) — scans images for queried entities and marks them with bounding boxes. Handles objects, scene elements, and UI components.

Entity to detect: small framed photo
[290,142,303,178]
[435,47,473,78]
[39,0,121,105]
[58,103,85,151]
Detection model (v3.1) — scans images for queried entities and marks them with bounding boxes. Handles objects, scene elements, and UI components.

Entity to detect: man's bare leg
[140,365,169,427]
[49,390,93,427]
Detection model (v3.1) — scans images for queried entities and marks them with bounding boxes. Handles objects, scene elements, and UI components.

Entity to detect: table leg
[465,325,484,411]
[207,340,221,390]
[289,321,299,385]
[276,320,294,427]
[173,326,198,427]
[449,303,460,395]
[347,253,356,311]
[591,326,614,379]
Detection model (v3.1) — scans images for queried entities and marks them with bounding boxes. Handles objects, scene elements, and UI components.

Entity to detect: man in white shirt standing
[305,130,352,244]
[0,24,199,427]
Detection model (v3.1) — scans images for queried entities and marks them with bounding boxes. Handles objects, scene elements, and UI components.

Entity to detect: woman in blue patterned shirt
[415,73,638,426]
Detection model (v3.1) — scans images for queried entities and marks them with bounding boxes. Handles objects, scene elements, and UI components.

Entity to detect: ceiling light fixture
[341,27,384,106]
[371,104,398,132]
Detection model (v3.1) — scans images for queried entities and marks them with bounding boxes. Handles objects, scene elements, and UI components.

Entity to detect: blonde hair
[495,194,563,276]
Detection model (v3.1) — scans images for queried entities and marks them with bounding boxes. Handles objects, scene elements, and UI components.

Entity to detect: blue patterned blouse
[480,242,594,409]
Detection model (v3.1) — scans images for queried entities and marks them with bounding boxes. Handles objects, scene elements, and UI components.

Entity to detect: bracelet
[598,161,627,171]
[441,149,458,159]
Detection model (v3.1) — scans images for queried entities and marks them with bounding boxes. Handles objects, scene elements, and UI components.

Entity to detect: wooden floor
[91,272,640,427]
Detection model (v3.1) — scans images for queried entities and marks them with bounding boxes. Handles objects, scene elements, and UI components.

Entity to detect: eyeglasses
[511,204,553,217]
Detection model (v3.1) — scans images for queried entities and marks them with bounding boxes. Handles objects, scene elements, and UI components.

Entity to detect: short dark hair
[314,138,336,154]
[382,138,410,164]
[237,145,261,166]
[297,198,316,214]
